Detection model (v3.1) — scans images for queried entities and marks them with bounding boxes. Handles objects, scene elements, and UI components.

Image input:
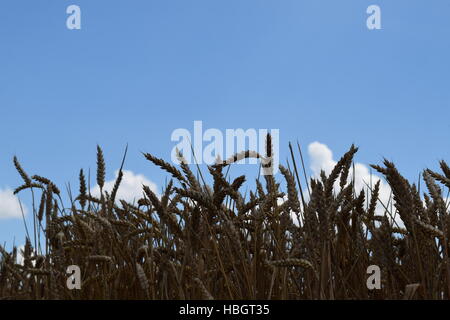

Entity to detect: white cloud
[308,142,336,176]
[90,170,158,204]
[17,245,25,266]
[307,142,396,223]
[0,188,27,219]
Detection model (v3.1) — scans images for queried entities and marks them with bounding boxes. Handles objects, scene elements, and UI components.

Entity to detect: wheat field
[1,136,450,300]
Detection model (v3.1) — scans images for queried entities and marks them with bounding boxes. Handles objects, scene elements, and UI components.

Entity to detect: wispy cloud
[90,170,158,204]
[0,188,27,220]
[308,142,394,219]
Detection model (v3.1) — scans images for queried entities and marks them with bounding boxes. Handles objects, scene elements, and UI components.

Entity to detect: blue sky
[1,0,450,247]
